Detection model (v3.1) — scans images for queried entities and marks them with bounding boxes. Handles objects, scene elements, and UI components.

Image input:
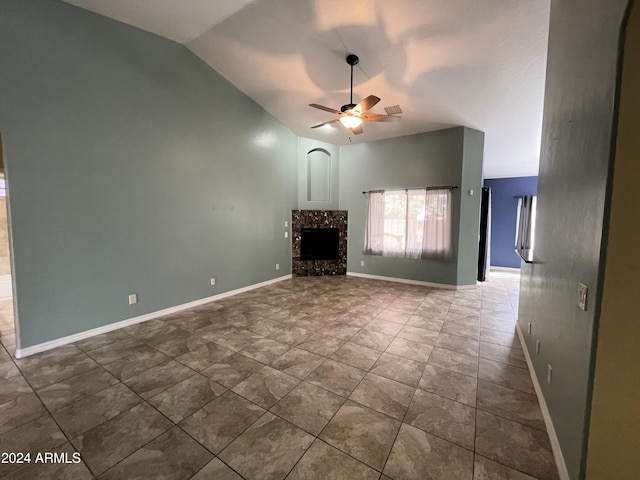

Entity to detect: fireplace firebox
[300,228,340,261]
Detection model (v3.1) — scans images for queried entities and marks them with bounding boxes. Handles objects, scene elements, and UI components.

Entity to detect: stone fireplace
[291,210,347,276]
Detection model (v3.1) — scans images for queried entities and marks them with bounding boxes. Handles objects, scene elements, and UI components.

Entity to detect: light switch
[577,283,588,311]
[284,231,289,238]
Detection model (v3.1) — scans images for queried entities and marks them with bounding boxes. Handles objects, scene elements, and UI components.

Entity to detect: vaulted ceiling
[63,0,550,178]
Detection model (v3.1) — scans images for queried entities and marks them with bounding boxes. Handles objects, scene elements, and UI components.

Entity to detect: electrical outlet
[284,221,288,227]
[360,260,365,267]
[275,263,280,270]
[284,231,288,238]
[128,294,137,305]
[547,364,553,385]
[577,282,588,311]
[528,322,532,335]
[210,278,216,286]
[536,340,540,355]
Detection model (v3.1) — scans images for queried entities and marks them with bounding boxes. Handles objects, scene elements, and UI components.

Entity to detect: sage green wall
[457,128,484,286]
[0,0,298,349]
[339,127,483,286]
[517,0,629,478]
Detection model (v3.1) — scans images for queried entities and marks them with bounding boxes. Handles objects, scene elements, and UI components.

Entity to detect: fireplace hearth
[292,210,347,276]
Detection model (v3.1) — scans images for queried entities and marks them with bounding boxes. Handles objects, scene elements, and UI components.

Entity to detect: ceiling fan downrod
[343,54,359,112]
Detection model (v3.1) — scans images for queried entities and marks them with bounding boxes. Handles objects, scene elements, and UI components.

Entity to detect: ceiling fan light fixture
[309,54,399,135]
[339,115,363,129]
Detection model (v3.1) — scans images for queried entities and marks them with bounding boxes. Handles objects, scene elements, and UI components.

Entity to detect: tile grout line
[190,287,394,475]
[58,339,193,478]
[3,273,550,479]
[216,287,393,479]
[280,289,411,476]
[16,327,227,478]
[380,294,456,476]
[255,281,515,475]
[472,312,481,480]
[3,353,99,478]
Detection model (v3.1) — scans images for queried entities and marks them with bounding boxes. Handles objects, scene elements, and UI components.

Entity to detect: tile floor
[0,272,559,479]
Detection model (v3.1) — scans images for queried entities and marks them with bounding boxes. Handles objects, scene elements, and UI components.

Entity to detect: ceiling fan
[309,54,400,135]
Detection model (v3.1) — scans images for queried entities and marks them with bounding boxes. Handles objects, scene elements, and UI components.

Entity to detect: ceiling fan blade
[311,119,340,129]
[353,95,380,114]
[361,114,401,122]
[350,124,364,135]
[309,103,341,114]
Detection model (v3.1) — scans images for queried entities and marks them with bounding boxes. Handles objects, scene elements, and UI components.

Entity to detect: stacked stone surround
[291,210,347,276]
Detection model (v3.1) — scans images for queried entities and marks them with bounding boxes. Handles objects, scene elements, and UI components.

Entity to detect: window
[364,188,453,260]
[515,195,537,262]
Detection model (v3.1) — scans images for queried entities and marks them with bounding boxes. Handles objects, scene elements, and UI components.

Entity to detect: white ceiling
[63,0,550,178]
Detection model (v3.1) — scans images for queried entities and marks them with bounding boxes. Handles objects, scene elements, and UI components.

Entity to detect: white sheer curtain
[363,188,453,260]
[363,191,384,255]
[405,189,425,259]
[420,189,453,260]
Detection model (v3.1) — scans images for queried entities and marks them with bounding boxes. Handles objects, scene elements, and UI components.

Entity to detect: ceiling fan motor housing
[346,54,359,66]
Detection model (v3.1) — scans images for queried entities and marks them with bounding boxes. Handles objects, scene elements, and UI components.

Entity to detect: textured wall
[483,176,538,268]
[517,0,629,478]
[339,127,483,286]
[0,0,298,349]
[586,3,640,478]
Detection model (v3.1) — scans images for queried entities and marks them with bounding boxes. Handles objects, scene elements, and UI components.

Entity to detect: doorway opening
[0,133,16,355]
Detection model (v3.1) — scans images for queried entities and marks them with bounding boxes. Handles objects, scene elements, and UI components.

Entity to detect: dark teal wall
[338,127,483,286]
[0,0,298,349]
[518,0,629,478]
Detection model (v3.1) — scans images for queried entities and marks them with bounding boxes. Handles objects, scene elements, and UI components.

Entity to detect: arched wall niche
[306,148,331,202]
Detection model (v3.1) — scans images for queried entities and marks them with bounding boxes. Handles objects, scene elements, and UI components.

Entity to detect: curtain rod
[362,186,458,195]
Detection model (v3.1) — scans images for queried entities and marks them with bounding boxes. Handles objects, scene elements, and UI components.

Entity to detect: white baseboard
[14,274,292,359]
[0,274,12,299]
[516,323,570,480]
[346,271,477,290]
[490,266,521,273]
